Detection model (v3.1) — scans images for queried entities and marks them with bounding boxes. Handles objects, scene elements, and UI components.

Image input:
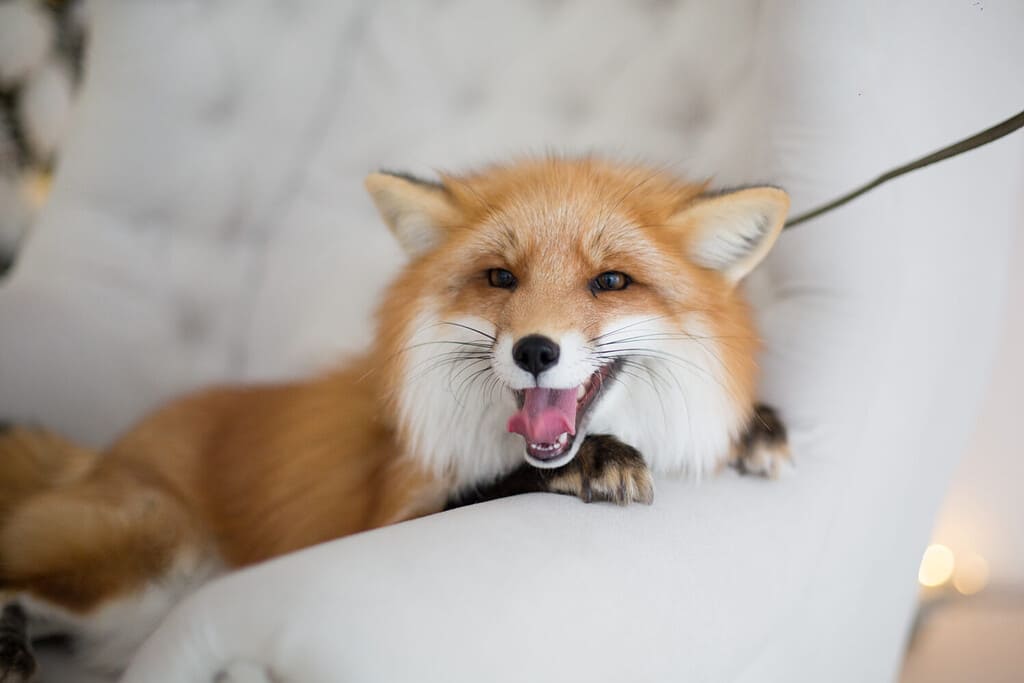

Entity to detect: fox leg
[452,404,789,509]
[449,434,654,508]
[0,441,217,678]
[727,403,791,478]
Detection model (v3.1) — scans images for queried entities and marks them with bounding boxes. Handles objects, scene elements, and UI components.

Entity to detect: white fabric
[1,1,1021,681]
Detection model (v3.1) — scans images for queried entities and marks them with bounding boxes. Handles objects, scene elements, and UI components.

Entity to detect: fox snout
[498,329,617,467]
[511,335,560,377]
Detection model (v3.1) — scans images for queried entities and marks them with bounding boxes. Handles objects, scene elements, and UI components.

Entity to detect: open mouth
[507,360,621,466]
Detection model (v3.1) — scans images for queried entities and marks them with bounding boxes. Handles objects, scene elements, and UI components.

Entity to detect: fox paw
[0,605,35,683]
[730,403,791,479]
[545,435,654,505]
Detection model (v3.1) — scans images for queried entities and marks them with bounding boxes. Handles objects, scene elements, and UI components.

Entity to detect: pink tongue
[507,387,578,444]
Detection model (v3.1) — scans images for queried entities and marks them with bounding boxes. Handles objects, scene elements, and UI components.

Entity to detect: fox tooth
[577,385,586,400]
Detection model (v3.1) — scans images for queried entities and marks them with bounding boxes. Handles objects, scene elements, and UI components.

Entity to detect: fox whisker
[436,320,497,342]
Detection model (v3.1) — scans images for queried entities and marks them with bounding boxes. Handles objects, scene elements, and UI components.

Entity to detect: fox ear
[675,186,790,285]
[364,171,458,257]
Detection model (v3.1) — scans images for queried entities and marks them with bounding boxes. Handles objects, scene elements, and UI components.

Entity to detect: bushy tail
[0,423,99,520]
[0,424,195,611]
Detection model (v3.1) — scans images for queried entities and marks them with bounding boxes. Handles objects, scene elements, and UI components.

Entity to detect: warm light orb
[953,552,989,595]
[24,171,53,209]
[918,544,955,587]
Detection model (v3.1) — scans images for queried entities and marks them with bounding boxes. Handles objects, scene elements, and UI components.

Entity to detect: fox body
[0,158,789,679]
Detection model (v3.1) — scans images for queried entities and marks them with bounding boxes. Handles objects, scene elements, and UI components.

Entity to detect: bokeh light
[952,552,989,595]
[918,544,956,587]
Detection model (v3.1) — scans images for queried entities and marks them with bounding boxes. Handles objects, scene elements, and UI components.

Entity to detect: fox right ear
[674,186,790,286]
[364,172,458,257]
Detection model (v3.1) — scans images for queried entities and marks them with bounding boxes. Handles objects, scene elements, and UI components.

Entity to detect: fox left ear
[675,187,790,285]
[364,171,459,258]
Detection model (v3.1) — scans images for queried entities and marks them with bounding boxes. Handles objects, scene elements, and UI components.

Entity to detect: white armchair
[1,1,1021,681]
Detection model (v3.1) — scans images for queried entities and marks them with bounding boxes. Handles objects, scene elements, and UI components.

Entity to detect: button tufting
[667,97,711,133]
[556,93,591,125]
[454,84,486,112]
[202,86,238,123]
[176,301,210,345]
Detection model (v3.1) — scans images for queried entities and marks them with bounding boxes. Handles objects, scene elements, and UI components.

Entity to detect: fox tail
[0,423,99,520]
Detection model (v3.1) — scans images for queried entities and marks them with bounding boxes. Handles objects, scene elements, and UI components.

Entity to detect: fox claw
[545,435,654,506]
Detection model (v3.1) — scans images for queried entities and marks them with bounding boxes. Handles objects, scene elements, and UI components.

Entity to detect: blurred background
[0,1,1021,680]
[0,0,84,275]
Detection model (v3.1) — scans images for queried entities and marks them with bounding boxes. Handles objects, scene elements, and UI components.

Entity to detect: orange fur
[0,157,787,627]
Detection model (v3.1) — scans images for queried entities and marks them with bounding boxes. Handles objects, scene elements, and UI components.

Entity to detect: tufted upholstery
[1,1,1022,681]
[0,0,775,446]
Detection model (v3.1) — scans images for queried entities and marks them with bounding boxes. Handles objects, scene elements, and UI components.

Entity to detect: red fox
[0,157,789,680]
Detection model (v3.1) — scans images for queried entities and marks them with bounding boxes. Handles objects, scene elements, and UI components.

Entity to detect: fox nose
[513,335,561,377]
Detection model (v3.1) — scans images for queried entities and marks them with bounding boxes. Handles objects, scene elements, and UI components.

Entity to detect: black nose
[513,335,560,377]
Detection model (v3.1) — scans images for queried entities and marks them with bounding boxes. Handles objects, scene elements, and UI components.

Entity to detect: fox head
[366,158,788,490]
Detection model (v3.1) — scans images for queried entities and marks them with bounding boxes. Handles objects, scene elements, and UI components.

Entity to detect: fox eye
[487,268,517,289]
[591,271,631,292]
